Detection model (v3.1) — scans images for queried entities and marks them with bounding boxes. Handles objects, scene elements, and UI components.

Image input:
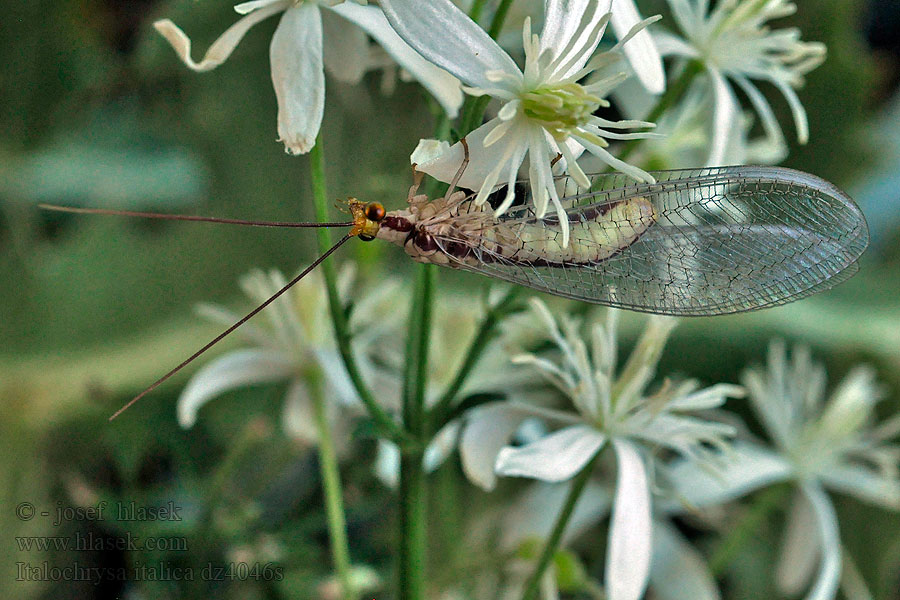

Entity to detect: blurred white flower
[154,0,462,155]
[177,265,404,446]
[607,73,787,168]
[459,299,742,600]
[374,288,541,487]
[654,0,826,165]
[382,0,661,247]
[667,341,900,600]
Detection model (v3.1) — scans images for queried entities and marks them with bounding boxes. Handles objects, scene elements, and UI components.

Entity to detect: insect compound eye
[358,232,376,242]
[365,202,385,222]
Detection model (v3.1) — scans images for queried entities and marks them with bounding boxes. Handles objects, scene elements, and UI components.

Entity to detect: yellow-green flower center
[520,83,602,141]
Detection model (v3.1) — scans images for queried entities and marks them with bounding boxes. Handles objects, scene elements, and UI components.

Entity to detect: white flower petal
[329,2,464,117]
[234,0,286,15]
[802,483,842,600]
[424,420,460,473]
[606,439,652,600]
[460,402,539,490]
[153,2,287,72]
[732,75,787,157]
[651,30,700,58]
[666,442,793,507]
[495,425,606,483]
[501,481,612,550]
[320,8,369,83]
[270,4,325,155]
[281,379,319,443]
[375,439,400,488]
[819,463,900,509]
[776,491,820,597]
[380,0,521,90]
[707,68,739,167]
[771,76,811,144]
[177,348,296,428]
[610,0,665,94]
[414,120,524,192]
[541,0,613,77]
[650,520,721,600]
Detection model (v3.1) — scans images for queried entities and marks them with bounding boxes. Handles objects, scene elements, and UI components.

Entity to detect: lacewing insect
[41,151,868,419]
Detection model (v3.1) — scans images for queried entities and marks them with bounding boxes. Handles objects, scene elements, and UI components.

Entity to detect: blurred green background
[2,0,900,598]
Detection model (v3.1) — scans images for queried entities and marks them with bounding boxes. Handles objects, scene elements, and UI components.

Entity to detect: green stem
[428,286,521,430]
[468,0,489,23]
[310,373,354,599]
[308,136,405,441]
[616,59,705,165]
[397,446,427,600]
[521,450,602,600]
[397,263,434,599]
[708,484,790,576]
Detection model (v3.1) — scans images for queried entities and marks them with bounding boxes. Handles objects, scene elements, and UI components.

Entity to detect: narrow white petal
[329,2,463,117]
[460,402,538,490]
[270,5,324,155]
[666,442,793,507]
[607,440,652,600]
[610,0,665,94]
[281,379,319,443]
[541,0,613,77]
[707,69,739,167]
[802,483,842,600]
[495,425,606,482]
[380,0,521,90]
[650,520,721,600]
[424,421,460,473]
[153,3,286,72]
[416,119,527,191]
[320,8,369,83]
[819,463,900,509]
[771,77,811,144]
[234,0,286,15]
[732,75,787,156]
[776,491,820,596]
[177,349,296,428]
[651,30,699,58]
[374,440,400,488]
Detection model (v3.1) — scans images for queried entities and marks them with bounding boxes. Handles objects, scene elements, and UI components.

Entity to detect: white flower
[608,73,787,168]
[177,265,404,445]
[154,0,463,155]
[654,0,826,165]
[382,0,662,247]
[459,299,742,600]
[498,482,722,600]
[373,288,542,487]
[667,341,900,600]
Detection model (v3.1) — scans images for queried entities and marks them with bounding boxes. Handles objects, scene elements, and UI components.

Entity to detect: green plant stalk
[521,449,602,600]
[310,372,354,599]
[308,136,405,441]
[428,286,521,430]
[708,484,790,576]
[397,262,434,600]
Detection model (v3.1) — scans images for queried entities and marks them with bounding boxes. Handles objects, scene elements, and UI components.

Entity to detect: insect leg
[443,137,470,202]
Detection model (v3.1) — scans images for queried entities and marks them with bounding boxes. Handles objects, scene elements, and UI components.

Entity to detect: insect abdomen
[468,197,656,266]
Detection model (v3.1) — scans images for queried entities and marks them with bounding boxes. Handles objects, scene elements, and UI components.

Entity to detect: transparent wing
[431,166,869,316]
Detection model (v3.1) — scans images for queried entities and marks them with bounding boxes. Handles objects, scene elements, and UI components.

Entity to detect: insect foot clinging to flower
[667,341,900,600]
[381,0,663,248]
[653,0,827,166]
[154,0,463,155]
[457,300,743,600]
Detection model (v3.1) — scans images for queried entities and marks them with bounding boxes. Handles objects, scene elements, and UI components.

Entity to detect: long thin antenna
[108,234,353,421]
[39,204,354,229]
